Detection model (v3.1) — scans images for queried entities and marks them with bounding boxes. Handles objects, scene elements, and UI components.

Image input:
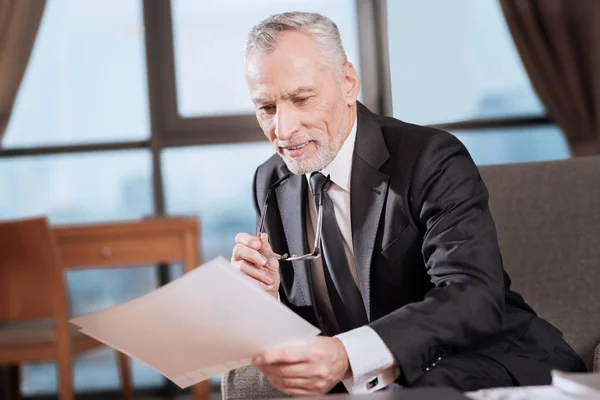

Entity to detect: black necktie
[310,172,368,333]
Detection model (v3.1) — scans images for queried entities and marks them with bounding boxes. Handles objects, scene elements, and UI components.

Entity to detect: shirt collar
[305,116,357,192]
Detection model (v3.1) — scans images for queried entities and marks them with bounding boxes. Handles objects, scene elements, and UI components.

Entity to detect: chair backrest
[0,217,68,323]
[479,156,600,369]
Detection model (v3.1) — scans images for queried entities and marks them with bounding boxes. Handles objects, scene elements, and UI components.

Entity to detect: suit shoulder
[377,115,465,160]
[254,153,287,195]
[257,152,283,173]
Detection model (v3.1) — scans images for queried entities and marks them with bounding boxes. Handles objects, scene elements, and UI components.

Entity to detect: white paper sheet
[466,371,600,400]
[70,256,321,388]
[466,386,577,400]
[552,370,600,399]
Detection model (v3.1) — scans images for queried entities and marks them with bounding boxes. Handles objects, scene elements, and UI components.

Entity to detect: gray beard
[279,139,339,175]
[278,106,348,175]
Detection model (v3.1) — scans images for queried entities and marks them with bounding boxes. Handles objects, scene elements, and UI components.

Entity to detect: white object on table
[467,370,600,400]
[466,385,579,400]
[552,370,600,399]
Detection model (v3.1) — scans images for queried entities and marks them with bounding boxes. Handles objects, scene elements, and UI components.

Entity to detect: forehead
[245,31,330,101]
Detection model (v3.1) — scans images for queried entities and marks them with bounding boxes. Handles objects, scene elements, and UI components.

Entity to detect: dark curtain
[500,0,600,156]
[0,0,46,144]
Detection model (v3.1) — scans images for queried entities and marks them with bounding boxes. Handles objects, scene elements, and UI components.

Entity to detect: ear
[341,62,360,106]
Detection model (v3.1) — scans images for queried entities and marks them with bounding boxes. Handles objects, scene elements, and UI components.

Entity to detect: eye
[293,97,308,105]
[259,105,276,114]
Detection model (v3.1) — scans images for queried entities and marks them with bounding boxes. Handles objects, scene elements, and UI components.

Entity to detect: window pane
[0,151,162,394]
[0,151,152,224]
[387,0,545,125]
[163,141,275,260]
[452,125,570,165]
[172,0,360,117]
[2,0,149,148]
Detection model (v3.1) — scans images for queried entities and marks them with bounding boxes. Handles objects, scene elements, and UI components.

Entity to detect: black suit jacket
[252,103,581,386]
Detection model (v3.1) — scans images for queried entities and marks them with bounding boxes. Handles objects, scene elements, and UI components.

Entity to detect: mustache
[274,137,318,149]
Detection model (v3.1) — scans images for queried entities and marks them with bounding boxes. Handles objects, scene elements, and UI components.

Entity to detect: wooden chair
[0,217,132,400]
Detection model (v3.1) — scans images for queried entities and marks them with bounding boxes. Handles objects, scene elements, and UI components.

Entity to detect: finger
[232,243,268,266]
[261,371,315,392]
[234,232,262,250]
[259,233,281,272]
[270,362,310,378]
[239,261,274,286]
[271,376,315,390]
[261,361,331,383]
[272,378,326,398]
[259,232,274,253]
[259,345,312,365]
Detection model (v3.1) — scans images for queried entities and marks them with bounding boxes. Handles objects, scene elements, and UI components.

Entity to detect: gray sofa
[222,156,600,399]
[480,156,600,372]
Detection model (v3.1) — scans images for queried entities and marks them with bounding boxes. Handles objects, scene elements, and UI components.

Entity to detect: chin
[282,155,329,176]
[282,159,313,175]
[278,155,307,175]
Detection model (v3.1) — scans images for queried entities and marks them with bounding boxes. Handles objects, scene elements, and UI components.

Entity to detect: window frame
[0,0,391,396]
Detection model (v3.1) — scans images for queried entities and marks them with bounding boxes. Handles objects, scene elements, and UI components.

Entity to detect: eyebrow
[252,86,317,104]
[282,86,316,101]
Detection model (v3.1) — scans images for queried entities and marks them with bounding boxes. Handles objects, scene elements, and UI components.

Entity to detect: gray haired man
[230,11,586,397]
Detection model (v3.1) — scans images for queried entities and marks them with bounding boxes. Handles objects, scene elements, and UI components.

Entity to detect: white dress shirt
[304,117,400,394]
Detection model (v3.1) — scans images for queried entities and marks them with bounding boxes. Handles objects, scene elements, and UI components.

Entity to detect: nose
[274,105,300,141]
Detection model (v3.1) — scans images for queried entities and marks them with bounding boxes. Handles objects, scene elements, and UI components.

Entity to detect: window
[2,0,149,148]
[0,0,159,394]
[163,141,275,261]
[1,1,379,395]
[0,151,152,223]
[386,0,569,164]
[452,125,569,165]
[387,0,544,125]
[23,267,162,394]
[171,0,361,118]
[0,151,160,394]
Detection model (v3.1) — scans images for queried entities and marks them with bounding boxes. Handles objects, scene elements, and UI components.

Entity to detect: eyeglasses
[256,173,329,262]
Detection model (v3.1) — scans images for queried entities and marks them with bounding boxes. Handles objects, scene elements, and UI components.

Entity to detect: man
[230,11,586,397]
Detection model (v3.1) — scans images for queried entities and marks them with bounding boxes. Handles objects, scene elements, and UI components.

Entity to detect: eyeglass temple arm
[312,202,324,253]
[256,172,292,237]
[256,202,268,237]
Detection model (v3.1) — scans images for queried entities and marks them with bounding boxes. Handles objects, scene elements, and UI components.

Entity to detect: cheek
[257,115,276,141]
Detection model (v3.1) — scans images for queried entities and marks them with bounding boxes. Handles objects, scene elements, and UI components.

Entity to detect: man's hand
[231,232,280,299]
[252,336,351,397]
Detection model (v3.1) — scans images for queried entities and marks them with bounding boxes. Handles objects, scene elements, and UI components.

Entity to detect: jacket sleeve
[369,131,506,384]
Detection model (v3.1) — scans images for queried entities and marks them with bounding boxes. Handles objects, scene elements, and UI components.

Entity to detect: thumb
[260,232,273,253]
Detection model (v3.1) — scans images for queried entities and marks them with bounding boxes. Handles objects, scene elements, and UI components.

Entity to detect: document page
[70,256,321,388]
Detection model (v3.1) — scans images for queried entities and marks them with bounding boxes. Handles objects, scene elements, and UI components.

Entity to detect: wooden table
[53,217,210,400]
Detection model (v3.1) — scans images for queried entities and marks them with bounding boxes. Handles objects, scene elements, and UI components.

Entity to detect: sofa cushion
[594,343,600,373]
[479,156,600,371]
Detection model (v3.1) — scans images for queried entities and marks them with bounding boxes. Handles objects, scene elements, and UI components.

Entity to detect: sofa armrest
[221,366,287,400]
[594,343,600,373]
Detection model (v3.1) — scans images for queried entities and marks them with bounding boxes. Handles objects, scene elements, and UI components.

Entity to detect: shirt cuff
[335,326,401,394]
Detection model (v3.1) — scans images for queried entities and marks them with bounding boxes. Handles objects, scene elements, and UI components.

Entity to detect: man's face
[246,31,359,175]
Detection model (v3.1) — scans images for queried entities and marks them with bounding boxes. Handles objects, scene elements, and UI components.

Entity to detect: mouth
[280,141,311,158]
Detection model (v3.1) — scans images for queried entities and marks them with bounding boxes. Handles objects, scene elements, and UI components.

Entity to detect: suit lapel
[351,103,390,320]
[275,171,314,307]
